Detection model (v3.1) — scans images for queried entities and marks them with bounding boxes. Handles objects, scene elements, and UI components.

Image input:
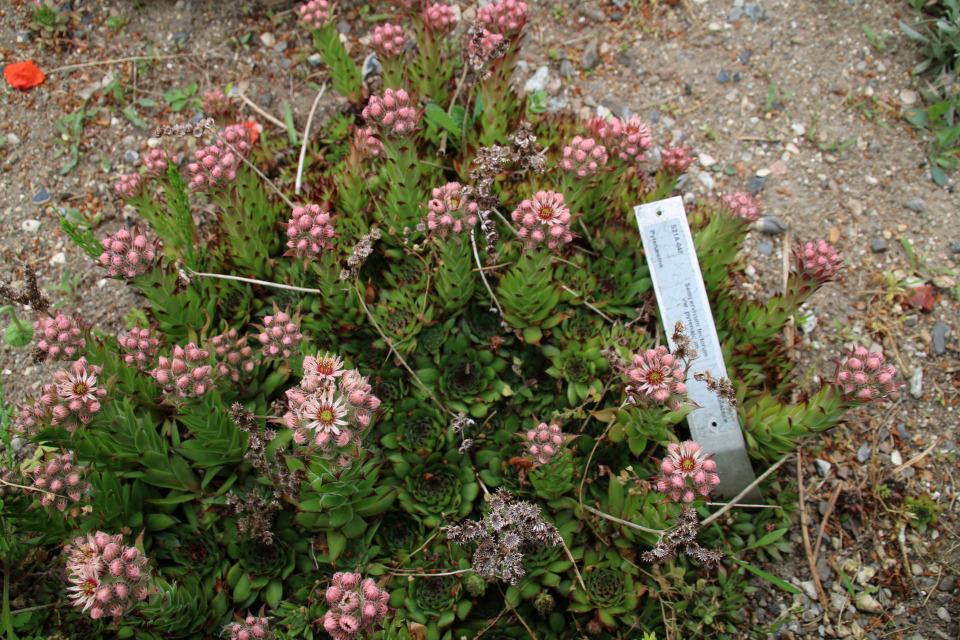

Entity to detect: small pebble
[697,171,714,189]
[950,239,960,254]
[21,219,41,233]
[560,59,576,78]
[124,150,139,163]
[757,240,773,255]
[308,53,323,68]
[931,322,950,356]
[814,459,832,477]
[905,198,926,213]
[909,367,923,398]
[32,189,50,205]
[7,133,20,146]
[274,41,288,54]
[937,607,951,623]
[870,238,888,253]
[758,216,788,235]
[259,32,276,47]
[733,72,742,82]
[50,252,66,266]
[717,69,730,83]
[857,443,871,463]
[749,175,767,195]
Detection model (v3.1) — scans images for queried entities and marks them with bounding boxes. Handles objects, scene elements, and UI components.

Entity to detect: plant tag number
[634,196,760,500]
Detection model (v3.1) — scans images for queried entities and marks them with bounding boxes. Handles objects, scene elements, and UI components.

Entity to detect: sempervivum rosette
[397,449,477,528]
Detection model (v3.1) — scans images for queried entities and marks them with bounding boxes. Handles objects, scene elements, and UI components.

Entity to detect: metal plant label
[635,196,760,500]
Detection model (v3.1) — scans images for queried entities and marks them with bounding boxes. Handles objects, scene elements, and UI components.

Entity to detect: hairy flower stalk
[284,203,338,264]
[256,305,306,360]
[651,441,720,503]
[99,228,159,280]
[472,1,529,146]
[283,353,380,467]
[511,190,576,251]
[33,314,86,362]
[423,182,479,238]
[29,450,91,512]
[117,325,162,369]
[362,88,425,227]
[319,572,389,640]
[447,489,561,586]
[63,531,154,620]
[150,343,214,402]
[208,329,256,383]
[370,23,408,86]
[41,357,108,432]
[411,3,459,102]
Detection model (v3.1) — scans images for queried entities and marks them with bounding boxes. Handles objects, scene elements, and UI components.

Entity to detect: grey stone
[857,443,871,463]
[903,315,918,328]
[580,7,606,22]
[172,30,190,45]
[905,198,927,213]
[523,66,551,94]
[612,0,627,6]
[936,607,951,622]
[260,93,274,108]
[259,32,276,47]
[870,238,888,253]
[727,7,744,22]
[759,216,787,235]
[15,32,31,44]
[124,150,139,163]
[733,72,742,82]
[909,366,923,398]
[81,14,92,25]
[308,53,323,68]
[337,20,351,34]
[660,115,676,128]
[814,459,833,476]
[560,59,576,78]
[615,51,635,71]
[545,97,568,113]
[757,240,773,255]
[931,322,950,355]
[648,110,660,123]
[683,82,693,95]
[581,39,600,71]
[362,53,382,81]
[274,40,288,53]
[610,10,624,21]
[749,175,767,195]
[816,556,831,582]
[658,66,675,81]
[279,58,292,70]
[739,50,753,63]
[799,581,819,601]
[951,239,960,254]
[697,171,714,189]
[32,189,50,205]
[939,575,957,593]
[896,423,910,440]
[187,113,206,125]
[718,69,730,83]
[600,98,623,118]
[743,2,769,20]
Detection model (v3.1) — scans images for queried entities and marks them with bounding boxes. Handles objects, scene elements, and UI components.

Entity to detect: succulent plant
[396,449,478,528]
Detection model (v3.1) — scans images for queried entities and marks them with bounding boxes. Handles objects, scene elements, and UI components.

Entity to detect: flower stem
[581,504,667,536]
[470,228,504,317]
[389,568,472,578]
[185,269,321,294]
[700,452,793,527]
[558,537,588,593]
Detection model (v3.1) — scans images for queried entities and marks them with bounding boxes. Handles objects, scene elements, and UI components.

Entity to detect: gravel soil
[0,1,957,638]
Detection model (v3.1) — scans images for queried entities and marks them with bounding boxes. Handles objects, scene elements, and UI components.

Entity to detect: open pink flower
[653,441,720,503]
[511,190,575,251]
[623,346,688,409]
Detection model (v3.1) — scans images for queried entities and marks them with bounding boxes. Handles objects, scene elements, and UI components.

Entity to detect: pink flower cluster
[424,182,479,237]
[201,90,233,118]
[320,572,390,640]
[659,146,694,175]
[40,360,107,432]
[353,127,384,157]
[150,343,214,401]
[209,328,255,383]
[519,421,576,468]
[141,149,177,178]
[29,451,90,512]
[256,306,305,360]
[33,314,85,362]
[722,190,761,220]
[219,124,255,157]
[422,2,458,32]
[831,347,899,402]
[477,0,527,34]
[64,531,152,620]
[299,0,332,29]
[587,116,651,162]
[118,325,162,369]
[99,228,158,279]
[13,402,46,436]
[187,142,237,190]
[284,203,337,260]
[466,29,505,63]
[511,190,575,251]
[796,239,844,281]
[653,441,720,503]
[362,88,421,138]
[224,614,272,640]
[114,174,143,199]
[371,23,407,57]
[284,353,381,466]
[624,346,687,411]
[560,136,608,177]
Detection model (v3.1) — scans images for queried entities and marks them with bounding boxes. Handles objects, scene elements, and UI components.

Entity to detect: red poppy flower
[4,61,45,91]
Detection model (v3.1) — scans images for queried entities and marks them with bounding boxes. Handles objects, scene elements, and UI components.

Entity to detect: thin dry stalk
[295,82,328,196]
[797,456,830,607]
[701,453,792,527]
